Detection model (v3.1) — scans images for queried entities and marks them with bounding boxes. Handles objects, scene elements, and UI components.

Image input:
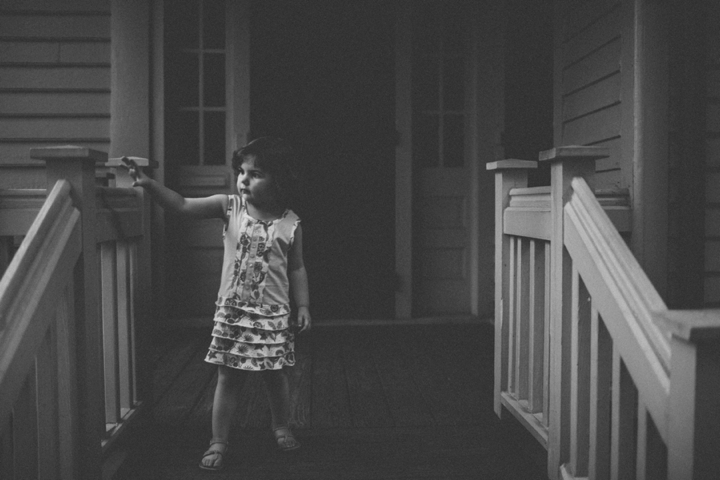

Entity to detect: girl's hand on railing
[121,157,151,188]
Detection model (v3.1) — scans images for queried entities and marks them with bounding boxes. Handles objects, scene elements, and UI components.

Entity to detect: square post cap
[486,159,538,171]
[538,146,610,163]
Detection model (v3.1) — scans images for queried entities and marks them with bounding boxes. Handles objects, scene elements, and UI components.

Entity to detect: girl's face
[236,156,277,207]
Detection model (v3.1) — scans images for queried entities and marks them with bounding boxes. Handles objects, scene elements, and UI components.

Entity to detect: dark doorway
[250,1,397,320]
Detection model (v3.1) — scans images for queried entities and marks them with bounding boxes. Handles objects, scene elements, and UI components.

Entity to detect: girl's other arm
[124,158,226,219]
[288,224,311,332]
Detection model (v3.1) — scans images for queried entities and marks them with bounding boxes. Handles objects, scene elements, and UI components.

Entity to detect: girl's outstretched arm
[288,224,311,332]
[123,157,226,219]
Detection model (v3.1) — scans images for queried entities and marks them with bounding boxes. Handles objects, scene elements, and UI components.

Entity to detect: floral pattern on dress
[205,351,296,371]
[205,197,297,372]
[215,296,290,318]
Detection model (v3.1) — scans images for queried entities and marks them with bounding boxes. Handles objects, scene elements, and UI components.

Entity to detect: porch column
[631,0,669,298]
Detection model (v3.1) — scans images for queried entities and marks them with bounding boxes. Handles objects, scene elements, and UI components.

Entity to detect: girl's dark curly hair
[232,136,297,207]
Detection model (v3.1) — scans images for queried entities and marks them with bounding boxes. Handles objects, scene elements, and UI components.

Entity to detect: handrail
[0,179,81,425]
[566,177,670,369]
[564,176,671,441]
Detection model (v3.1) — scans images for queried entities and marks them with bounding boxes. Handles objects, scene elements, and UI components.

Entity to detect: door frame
[149,0,250,326]
[395,1,492,320]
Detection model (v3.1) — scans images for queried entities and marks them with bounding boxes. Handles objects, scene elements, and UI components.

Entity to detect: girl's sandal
[273,426,301,452]
[198,441,228,472]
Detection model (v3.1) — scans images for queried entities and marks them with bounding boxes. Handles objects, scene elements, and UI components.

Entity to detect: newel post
[486,159,537,417]
[658,310,720,480]
[106,156,157,401]
[540,146,607,479]
[31,146,105,479]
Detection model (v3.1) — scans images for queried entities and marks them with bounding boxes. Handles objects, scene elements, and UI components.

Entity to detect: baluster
[56,282,78,480]
[100,242,120,425]
[516,237,530,401]
[635,401,666,480]
[508,237,517,396]
[0,415,12,479]
[13,372,37,479]
[611,347,637,480]
[36,325,59,479]
[129,241,139,405]
[588,310,612,480]
[528,239,546,414]
[569,267,591,476]
[487,159,537,417]
[117,241,133,415]
[543,241,551,426]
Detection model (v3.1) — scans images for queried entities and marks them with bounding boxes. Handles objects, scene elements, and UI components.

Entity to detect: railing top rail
[0,180,80,424]
[0,180,74,325]
[567,176,671,367]
[656,309,720,343]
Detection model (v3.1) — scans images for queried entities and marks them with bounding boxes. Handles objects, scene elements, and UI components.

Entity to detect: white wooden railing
[489,146,720,480]
[0,147,153,480]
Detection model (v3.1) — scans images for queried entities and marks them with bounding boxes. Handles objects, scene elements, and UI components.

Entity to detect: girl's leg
[200,365,247,469]
[260,368,291,428]
[261,368,300,450]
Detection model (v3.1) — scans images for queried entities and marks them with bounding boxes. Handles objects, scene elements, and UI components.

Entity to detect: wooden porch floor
[114,323,547,479]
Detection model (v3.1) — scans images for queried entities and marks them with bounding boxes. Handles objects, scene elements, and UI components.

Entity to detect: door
[249,1,397,320]
[411,1,474,316]
[163,0,249,319]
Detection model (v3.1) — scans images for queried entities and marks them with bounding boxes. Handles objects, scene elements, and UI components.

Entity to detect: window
[412,1,466,168]
[165,0,226,166]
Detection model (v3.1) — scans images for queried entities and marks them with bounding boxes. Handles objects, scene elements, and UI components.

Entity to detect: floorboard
[114,323,549,480]
[310,328,353,428]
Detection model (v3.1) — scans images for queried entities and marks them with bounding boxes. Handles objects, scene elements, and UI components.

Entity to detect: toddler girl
[124,136,311,472]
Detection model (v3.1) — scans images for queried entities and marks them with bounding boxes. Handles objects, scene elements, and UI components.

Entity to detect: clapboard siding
[563,71,620,121]
[0,40,110,63]
[563,0,620,41]
[593,136,621,172]
[0,14,110,39]
[563,103,621,145]
[0,66,109,89]
[0,117,110,139]
[557,1,623,191]
[563,3,620,65]
[0,92,109,114]
[0,0,111,162]
[0,0,108,12]
[562,39,621,95]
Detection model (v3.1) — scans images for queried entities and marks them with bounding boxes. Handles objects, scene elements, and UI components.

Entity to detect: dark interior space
[503,0,554,186]
[250,0,397,320]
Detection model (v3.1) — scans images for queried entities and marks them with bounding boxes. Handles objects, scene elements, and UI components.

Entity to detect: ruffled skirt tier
[204,305,295,371]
